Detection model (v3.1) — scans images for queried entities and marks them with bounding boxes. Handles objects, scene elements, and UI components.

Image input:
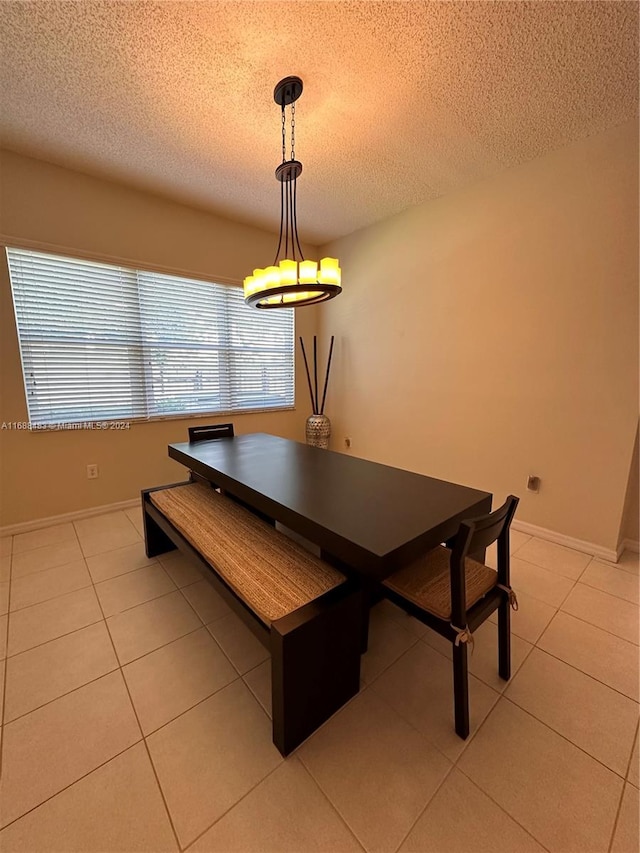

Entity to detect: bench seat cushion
[149,483,345,626]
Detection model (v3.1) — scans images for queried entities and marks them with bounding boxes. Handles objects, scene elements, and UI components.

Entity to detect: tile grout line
[530,642,639,705]
[10,545,84,577]
[413,620,637,777]
[534,583,640,695]
[5,567,185,654]
[0,633,251,732]
[94,560,176,603]
[9,514,145,604]
[380,614,551,849]
[624,721,639,784]
[392,763,459,853]
[573,576,640,607]
[3,519,638,849]
[111,618,205,668]
[4,570,235,690]
[0,538,14,781]
[453,761,553,853]
[360,629,421,688]
[365,643,502,767]
[89,532,276,851]
[4,615,105,661]
[551,606,640,648]
[415,630,535,698]
[295,743,391,853]
[513,551,592,582]
[174,580,257,678]
[2,533,249,843]
[500,691,635,780]
[540,564,640,648]
[88,556,163,585]
[128,669,277,849]
[2,520,150,828]
[3,659,121,727]
[8,575,95,616]
[179,756,285,852]
[14,518,100,578]
[577,577,639,607]
[86,560,184,853]
[606,772,629,853]
[73,511,142,550]
[302,648,485,853]
[0,737,147,833]
[295,755,368,853]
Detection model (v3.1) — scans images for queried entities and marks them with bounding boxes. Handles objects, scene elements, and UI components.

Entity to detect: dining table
[168,432,493,646]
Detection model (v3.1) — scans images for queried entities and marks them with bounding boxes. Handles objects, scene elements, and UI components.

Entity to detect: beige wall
[0,150,319,526]
[319,120,639,552]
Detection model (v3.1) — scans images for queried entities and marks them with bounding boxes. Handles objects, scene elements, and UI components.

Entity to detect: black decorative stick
[299,337,316,413]
[319,335,335,415]
[313,335,319,416]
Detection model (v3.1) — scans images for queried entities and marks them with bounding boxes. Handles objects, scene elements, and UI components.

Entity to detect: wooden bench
[142,481,362,756]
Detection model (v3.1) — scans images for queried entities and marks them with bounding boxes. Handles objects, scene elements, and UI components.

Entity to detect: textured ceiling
[0,1,637,244]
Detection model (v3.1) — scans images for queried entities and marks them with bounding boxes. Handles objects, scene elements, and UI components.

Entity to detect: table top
[168,433,491,576]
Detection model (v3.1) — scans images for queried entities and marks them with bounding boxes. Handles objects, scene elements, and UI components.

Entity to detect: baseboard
[0,499,631,565]
[0,498,140,537]
[511,519,618,564]
[620,538,640,555]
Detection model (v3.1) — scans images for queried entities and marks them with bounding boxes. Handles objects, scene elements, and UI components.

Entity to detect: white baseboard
[0,499,632,566]
[512,520,619,564]
[0,498,140,537]
[620,538,640,555]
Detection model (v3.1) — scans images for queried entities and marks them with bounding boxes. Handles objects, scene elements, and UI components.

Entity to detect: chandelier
[243,77,342,309]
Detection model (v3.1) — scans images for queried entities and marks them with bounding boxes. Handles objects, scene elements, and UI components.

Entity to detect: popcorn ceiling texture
[0,1,637,243]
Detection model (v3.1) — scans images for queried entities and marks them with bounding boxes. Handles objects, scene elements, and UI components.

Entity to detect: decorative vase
[306,413,331,449]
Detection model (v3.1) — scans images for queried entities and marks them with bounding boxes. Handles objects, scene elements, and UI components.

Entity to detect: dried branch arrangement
[299,335,335,415]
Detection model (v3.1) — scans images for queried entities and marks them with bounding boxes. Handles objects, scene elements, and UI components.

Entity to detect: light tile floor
[0,514,638,852]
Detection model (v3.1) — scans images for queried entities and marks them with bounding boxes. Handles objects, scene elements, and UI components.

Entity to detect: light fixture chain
[281,105,286,164]
[291,99,295,161]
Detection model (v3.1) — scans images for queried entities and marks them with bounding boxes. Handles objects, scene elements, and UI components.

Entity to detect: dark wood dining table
[168,433,492,640]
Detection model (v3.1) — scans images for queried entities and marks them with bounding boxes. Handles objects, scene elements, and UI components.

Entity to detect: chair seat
[382,545,498,620]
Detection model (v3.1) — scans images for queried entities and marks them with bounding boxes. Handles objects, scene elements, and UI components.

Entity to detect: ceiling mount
[274,76,303,107]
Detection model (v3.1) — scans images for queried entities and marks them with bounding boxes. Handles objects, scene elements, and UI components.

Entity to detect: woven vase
[305,414,331,449]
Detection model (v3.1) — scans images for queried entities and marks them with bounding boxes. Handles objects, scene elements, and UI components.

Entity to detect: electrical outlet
[86,464,99,480]
[527,475,540,493]
[344,437,352,448]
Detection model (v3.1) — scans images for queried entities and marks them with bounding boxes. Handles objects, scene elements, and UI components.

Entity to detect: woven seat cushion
[382,545,498,620]
[150,483,345,626]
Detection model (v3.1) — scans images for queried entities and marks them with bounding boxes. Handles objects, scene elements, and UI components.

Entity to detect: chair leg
[498,598,511,681]
[452,642,470,739]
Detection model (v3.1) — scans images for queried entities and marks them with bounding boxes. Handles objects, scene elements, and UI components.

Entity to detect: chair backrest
[459,495,519,556]
[188,423,234,443]
[449,495,519,624]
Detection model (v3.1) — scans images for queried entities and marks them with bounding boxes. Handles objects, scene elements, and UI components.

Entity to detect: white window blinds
[6,248,295,426]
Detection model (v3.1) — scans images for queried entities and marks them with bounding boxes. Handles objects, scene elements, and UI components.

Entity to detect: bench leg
[270,585,362,756]
[143,504,177,559]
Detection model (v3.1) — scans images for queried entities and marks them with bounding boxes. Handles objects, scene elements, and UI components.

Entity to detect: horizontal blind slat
[7,248,295,425]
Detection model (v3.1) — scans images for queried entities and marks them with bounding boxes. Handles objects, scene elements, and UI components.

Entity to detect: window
[6,248,295,426]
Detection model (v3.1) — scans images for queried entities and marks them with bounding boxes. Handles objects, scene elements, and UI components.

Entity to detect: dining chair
[188,423,234,442]
[187,424,234,492]
[382,495,519,739]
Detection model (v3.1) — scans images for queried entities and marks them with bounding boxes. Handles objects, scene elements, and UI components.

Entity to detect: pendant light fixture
[243,77,342,309]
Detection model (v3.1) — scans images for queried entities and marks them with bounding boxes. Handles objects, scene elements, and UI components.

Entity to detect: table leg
[321,549,371,654]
